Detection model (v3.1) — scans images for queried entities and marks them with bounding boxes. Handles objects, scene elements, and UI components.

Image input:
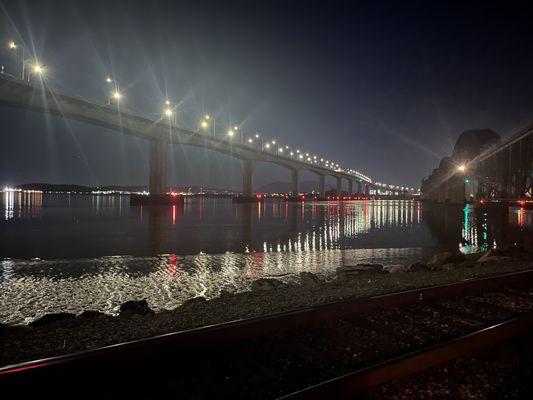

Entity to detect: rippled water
[1,193,531,324]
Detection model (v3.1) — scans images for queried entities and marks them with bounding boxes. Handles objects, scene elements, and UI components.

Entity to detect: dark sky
[1,0,533,190]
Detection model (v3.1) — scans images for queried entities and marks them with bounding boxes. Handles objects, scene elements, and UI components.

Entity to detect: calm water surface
[1,193,531,324]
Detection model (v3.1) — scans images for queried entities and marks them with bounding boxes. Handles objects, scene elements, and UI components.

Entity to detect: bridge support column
[318,174,325,197]
[291,170,299,196]
[336,177,342,195]
[131,138,179,205]
[242,159,254,197]
[149,139,168,195]
[347,180,353,195]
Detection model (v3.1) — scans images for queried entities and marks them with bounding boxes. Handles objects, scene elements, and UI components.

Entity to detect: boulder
[78,310,107,319]
[464,252,484,262]
[252,278,286,292]
[384,264,408,273]
[427,251,453,268]
[118,299,154,317]
[180,296,207,309]
[408,262,428,272]
[299,272,321,287]
[30,312,77,327]
[426,251,464,270]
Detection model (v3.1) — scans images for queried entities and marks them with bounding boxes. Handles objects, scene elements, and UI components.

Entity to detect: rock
[78,310,107,319]
[476,249,512,263]
[408,262,428,272]
[384,264,408,273]
[30,312,77,327]
[251,278,286,292]
[427,251,453,268]
[180,296,207,309]
[118,299,154,317]
[299,272,321,287]
[426,251,464,270]
[465,252,484,261]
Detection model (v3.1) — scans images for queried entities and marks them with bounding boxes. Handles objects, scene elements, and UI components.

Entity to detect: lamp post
[8,41,25,79]
[106,77,121,105]
[254,133,264,151]
[28,63,45,83]
[227,126,242,143]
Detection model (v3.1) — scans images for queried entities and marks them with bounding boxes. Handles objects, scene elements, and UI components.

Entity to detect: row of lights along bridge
[2,40,417,194]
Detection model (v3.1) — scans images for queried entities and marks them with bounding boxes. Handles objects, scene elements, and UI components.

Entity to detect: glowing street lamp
[28,63,45,82]
[8,41,25,79]
[253,133,264,150]
[457,164,466,173]
[106,76,121,105]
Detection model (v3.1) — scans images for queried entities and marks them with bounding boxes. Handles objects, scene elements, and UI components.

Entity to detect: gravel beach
[1,246,532,367]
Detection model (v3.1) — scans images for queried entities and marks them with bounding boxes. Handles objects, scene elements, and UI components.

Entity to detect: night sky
[1,0,532,191]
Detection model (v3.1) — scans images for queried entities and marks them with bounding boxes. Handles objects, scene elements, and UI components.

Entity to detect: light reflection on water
[1,194,532,324]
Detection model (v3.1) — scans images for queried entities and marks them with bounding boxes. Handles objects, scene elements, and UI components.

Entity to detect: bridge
[421,126,533,204]
[0,74,408,202]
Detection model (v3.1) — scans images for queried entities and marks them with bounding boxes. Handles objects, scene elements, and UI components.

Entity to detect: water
[1,192,532,324]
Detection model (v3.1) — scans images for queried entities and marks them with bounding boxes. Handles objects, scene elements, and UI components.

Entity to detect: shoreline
[1,245,533,366]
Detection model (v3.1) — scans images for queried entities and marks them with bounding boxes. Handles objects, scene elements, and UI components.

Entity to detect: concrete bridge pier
[291,169,299,196]
[336,177,342,195]
[132,138,178,205]
[347,179,353,195]
[318,174,326,197]
[242,159,255,198]
[149,139,168,195]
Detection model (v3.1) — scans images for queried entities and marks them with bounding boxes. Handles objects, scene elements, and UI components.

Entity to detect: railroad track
[2,269,533,398]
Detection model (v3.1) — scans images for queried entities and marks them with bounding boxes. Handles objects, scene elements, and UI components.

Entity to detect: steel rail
[1,269,533,385]
[278,312,533,399]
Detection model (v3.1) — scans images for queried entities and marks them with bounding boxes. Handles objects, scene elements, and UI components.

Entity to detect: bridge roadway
[0,74,373,198]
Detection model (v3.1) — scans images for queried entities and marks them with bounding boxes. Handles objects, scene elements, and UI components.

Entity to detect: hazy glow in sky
[1,0,532,190]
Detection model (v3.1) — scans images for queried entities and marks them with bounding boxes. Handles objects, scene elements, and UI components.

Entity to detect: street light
[457,164,466,173]
[8,41,25,79]
[231,126,243,143]
[202,114,215,136]
[253,133,263,150]
[106,77,121,105]
[28,63,45,82]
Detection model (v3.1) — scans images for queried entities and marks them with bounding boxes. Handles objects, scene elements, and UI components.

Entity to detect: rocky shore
[1,245,533,367]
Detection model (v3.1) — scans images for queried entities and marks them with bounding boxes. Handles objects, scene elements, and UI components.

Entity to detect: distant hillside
[17,183,94,193]
[15,183,239,194]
